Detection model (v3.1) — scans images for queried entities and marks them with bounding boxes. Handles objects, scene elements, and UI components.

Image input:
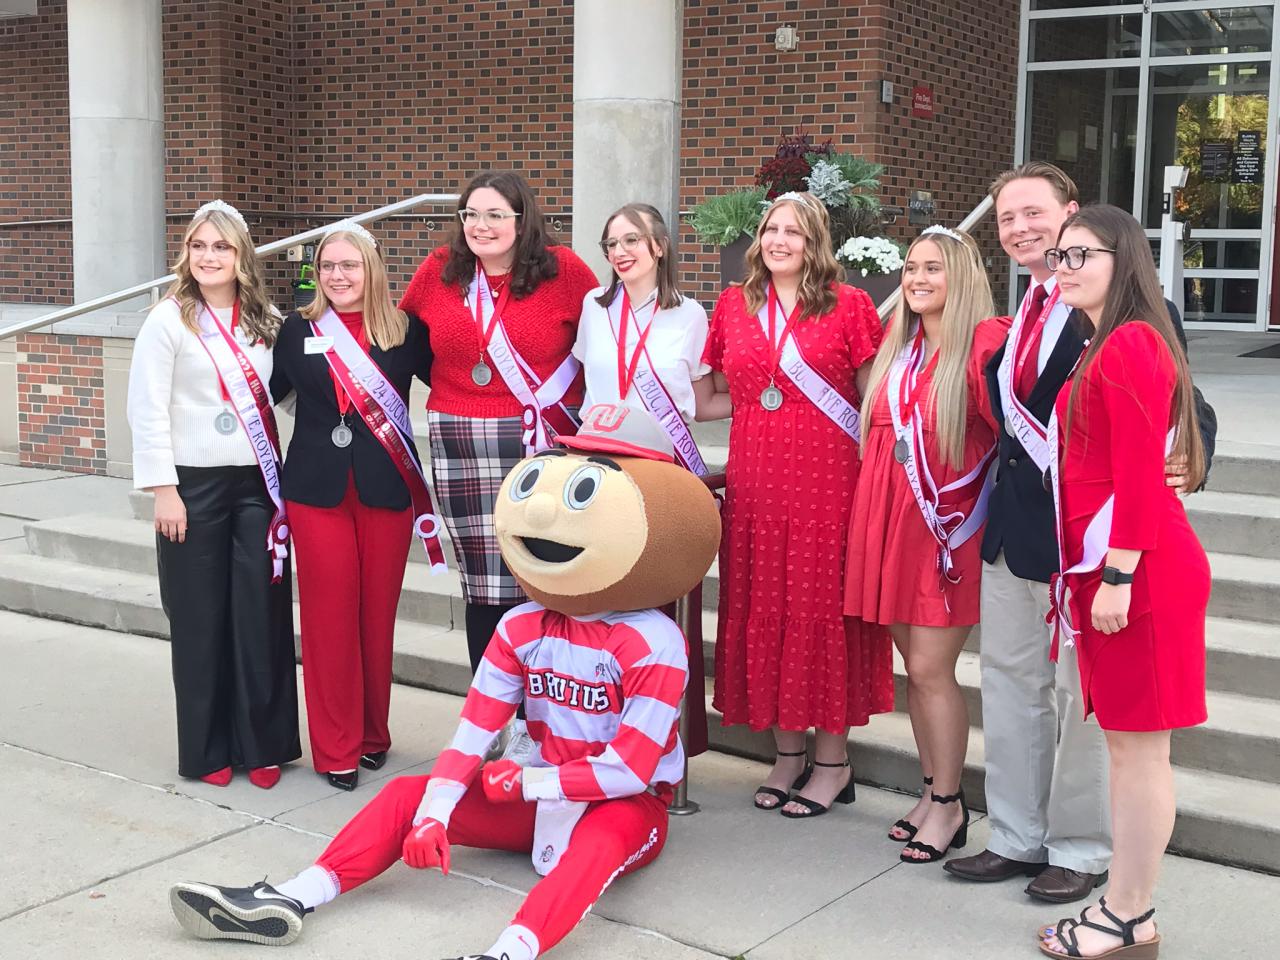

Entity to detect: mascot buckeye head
[494,404,720,616]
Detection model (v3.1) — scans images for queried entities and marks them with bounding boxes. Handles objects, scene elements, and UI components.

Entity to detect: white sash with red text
[608,291,708,475]
[467,270,579,454]
[995,280,1064,473]
[312,309,448,573]
[752,303,862,441]
[886,327,997,594]
[194,303,290,581]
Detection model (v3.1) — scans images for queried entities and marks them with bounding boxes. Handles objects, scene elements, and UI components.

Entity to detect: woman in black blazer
[270,221,432,790]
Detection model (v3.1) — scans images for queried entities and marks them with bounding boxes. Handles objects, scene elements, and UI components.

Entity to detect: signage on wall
[1233,130,1263,185]
[1200,140,1232,182]
[911,86,934,119]
[908,190,936,225]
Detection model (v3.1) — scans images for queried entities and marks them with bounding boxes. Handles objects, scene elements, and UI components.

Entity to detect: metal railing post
[668,590,700,816]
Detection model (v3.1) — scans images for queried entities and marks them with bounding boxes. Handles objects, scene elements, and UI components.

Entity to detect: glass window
[1032,15,1142,60]
[1026,68,1140,212]
[1032,1,1141,9]
[1184,276,1259,323]
[1145,61,1270,229]
[1184,238,1262,269]
[1152,9,1272,57]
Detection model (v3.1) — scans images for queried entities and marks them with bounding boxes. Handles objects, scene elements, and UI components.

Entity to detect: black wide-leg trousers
[157,465,301,778]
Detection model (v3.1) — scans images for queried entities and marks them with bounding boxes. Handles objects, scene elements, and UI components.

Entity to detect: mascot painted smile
[168,403,721,960]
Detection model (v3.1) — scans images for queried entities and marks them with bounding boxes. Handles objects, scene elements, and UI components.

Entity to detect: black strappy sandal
[753,749,812,810]
[778,760,856,819]
[900,788,969,863]
[888,775,933,842]
[1038,898,1160,958]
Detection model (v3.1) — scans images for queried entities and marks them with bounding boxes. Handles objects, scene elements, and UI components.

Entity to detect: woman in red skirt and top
[1037,205,1208,960]
[701,192,892,818]
[845,226,1010,862]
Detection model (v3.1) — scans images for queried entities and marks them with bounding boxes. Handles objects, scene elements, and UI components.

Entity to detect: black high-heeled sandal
[1038,897,1160,958]
[900,788,968,863]
[888,775,933,842]
[754,749,813,809]
[778,760,856,819]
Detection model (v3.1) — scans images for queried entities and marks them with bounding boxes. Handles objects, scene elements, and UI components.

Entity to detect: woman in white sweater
[127,200,300,789]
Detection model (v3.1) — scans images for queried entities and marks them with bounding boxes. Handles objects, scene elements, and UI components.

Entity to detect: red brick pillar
[16,332,106,475]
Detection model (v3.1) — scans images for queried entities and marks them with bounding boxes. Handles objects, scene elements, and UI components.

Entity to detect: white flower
[835,235,904,275]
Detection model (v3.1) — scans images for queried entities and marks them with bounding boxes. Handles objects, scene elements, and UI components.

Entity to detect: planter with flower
[687,132,903,300]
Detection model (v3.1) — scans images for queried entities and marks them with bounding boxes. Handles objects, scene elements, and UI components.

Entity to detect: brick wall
[15,333,105,472]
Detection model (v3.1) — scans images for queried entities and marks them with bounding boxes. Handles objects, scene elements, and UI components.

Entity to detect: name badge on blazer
[304,335,334,355]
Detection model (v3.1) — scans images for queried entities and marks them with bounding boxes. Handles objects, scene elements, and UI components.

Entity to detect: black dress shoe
[326,770,358,791]
[359,751,388,771]
[1025,865,1108,903]
[944,848,1048,882]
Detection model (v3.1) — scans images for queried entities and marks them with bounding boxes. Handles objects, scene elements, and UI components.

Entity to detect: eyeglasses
[318,260,364,275]
[599,233,649,257]
[187,240,235,257]
[458,208,521,228]
[1044,246,1116,271]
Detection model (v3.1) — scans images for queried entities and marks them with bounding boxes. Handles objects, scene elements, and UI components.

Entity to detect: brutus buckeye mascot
[168,403,720,960]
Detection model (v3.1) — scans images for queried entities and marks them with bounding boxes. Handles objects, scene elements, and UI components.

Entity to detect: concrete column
[572,0,683,278]
[67,0,166,303]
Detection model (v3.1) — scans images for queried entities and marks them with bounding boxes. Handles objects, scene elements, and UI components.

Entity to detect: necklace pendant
[331,420,353,448]
[760,384,784,411]
[894,436,910,464]
[471,360,493,386]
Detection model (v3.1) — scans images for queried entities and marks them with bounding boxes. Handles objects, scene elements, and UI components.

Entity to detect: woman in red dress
[845,226,1010,863]
[1037,205,1208,959]
[701,192,893,818]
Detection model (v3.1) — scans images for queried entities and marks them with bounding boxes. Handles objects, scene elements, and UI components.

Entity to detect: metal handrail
[874,194,996,320]
[0,192,460,341]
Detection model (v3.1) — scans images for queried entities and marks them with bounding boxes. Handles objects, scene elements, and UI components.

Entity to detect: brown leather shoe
[1025,865,1108,903]
[943,848,1047,883]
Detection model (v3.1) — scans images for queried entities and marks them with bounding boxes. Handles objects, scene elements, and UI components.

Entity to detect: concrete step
[1205,442,1280,497]
[1207,552,1280,624]
[1,547,1277,874]
[1186,490,1280,560]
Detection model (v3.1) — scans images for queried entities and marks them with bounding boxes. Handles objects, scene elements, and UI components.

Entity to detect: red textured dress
[1055,321,1209,731]
[705,284,894,735]
[844,317,1011,627]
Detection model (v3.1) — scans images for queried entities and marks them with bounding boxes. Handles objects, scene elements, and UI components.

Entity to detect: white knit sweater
[126,297,275,489]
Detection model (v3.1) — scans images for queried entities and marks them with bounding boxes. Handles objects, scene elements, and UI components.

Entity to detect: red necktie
[1015,284,1050,402]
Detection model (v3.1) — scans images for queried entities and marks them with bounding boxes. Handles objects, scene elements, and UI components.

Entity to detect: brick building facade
[1,0,1019,474]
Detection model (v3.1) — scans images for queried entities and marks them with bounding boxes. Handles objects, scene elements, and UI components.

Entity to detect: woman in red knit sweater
[400,171,598,682]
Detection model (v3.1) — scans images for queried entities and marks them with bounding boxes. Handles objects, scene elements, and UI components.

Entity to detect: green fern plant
[686,187,768,247]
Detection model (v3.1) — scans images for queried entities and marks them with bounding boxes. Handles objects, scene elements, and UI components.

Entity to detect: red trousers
[315,775,670,953]
[287,478,412,773]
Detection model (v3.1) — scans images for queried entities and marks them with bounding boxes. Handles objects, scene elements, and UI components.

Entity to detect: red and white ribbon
[312,309,448,573]
[194,301,290,581]
[468,269,579,454]
[995,280,1064,473]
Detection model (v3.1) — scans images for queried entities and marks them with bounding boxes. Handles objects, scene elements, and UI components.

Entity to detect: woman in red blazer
[1038,204,1208,960]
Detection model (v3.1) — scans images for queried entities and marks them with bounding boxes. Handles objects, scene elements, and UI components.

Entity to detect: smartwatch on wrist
[1101,566,1134,586]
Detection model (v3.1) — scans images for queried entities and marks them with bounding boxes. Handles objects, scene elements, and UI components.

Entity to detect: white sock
[485,923,540,960]
[274,865,339,910]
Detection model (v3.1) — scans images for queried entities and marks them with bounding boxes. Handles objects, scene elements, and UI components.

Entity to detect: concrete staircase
[1,430,1278,875]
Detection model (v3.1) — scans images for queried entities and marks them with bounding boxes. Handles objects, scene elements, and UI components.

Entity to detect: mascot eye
[510,460,546,501]
[563,465,604,511]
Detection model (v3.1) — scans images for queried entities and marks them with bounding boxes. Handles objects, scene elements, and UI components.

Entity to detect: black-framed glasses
[599,232,649,257]
[1045,246,1116,271]
[458,208,521,228]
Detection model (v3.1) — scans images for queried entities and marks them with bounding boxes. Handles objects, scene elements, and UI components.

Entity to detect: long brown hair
[440,170,560,297]
[1059,204,1204,489]
[165,208,278,346]
[301,228,408,351]
[861,228,995,468]
[594,203,682,310]
[740,192,841,320]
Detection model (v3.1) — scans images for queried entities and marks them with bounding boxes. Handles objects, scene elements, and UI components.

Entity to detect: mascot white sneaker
[169,403,720,960]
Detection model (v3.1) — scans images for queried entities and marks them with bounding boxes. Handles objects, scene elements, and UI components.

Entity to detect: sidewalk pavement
[0,608,1272,959]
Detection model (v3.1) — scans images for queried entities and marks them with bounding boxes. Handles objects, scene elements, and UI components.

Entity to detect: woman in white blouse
[573,203,725,438]
[127,200,300,790]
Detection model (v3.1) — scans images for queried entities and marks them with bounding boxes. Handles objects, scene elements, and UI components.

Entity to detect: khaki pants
[978,554,1111,873]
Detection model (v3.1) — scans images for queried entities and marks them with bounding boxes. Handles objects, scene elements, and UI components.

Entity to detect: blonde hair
[861,229,995,469]
[166,209,278,346]
[301,228,408,351]
[741,192,841,320]
[989,161,1079,206]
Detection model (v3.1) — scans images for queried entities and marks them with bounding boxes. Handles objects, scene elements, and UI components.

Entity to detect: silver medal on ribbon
[894,436,910,464]
[760,384,783,411]
[214,409,238,436]
[331,422,353,448]
[471,361,493,386]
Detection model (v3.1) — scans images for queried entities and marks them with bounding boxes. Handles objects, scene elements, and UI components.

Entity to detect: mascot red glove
[481,759,524,803]
[401,817,451,873]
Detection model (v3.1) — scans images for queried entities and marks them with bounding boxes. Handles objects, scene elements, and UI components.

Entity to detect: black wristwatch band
[1101,566,1135,586]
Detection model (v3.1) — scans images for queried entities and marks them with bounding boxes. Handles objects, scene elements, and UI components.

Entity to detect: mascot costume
[168,403,720,960]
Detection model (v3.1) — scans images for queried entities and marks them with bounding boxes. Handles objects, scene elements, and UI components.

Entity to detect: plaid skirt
[427,411,529,605]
